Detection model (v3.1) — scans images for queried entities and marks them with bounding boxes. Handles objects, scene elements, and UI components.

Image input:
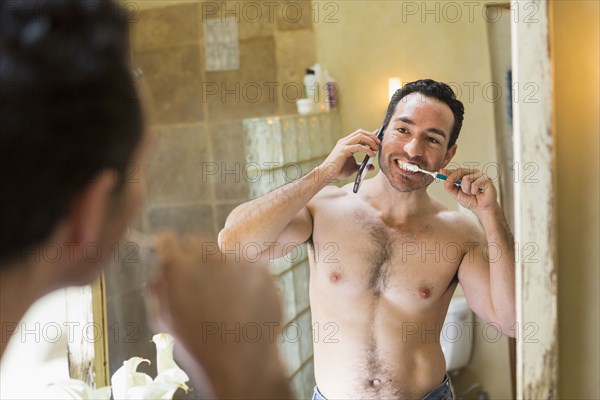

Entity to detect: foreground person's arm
[149,232,293,399]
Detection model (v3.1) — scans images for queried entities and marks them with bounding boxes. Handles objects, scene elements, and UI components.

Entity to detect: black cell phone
[353,125,385,193]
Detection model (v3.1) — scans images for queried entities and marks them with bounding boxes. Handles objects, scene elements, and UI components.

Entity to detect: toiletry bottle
[324,70,338,110]
[303,68,318,102]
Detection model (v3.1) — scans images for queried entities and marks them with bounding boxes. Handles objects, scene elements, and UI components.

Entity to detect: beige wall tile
[200,0,276,40]
[205,37,278,120]
[239,14,275,40]
[199,0,239,21]
[276,0,313,31]
[209,121,250,201]
[147,124,212,206]
[133,45,205,124]
[131,3,201,52]
[148,204,215,237]
[215,173,249,201]
[238,1,276,40]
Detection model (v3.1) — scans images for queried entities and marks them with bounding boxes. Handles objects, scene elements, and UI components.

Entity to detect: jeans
[312,375,454,400]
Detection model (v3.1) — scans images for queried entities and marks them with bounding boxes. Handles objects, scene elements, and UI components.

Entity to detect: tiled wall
[130,0,316,237]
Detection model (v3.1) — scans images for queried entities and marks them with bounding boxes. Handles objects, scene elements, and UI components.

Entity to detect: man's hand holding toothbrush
[440,167,499,214]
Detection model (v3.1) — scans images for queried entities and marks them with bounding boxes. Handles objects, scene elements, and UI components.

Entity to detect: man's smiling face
[379,92,457,192]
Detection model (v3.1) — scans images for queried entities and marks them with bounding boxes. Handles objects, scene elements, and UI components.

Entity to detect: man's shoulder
[314,183,352,201]
[434,208,485,240]
[308,183,354,211]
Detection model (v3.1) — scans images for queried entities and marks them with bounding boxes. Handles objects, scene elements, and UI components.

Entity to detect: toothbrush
[397,161,484,192]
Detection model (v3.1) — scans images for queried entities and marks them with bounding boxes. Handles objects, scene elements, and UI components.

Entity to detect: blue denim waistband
[312,375,454,400]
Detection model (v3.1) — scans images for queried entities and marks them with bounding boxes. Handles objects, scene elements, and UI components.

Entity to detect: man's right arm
[218,129,382,261]
[218,165,329,261]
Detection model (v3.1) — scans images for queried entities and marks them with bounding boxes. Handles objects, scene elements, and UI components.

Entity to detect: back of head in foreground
[0,0,143,275]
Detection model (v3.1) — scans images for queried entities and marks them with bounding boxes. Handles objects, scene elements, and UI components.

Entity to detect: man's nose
[404,138,424,158]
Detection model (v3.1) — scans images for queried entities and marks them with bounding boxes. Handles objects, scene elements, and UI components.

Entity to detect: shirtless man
[220,79,515,399]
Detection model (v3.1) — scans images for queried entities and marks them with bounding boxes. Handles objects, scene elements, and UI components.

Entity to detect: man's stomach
[310,305,448,399]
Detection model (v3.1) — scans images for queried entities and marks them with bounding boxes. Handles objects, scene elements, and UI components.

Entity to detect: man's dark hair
[382,79,464,149]
[0,0,143,266]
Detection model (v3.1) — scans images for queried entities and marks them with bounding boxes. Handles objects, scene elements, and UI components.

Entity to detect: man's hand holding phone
[319,128,382,184]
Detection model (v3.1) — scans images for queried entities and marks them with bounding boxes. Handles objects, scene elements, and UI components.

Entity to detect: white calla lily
[50,333,189,400]
[154,367,190,386]
[152,333,190,393]
[152,333,178,374]
[111,357,153,399]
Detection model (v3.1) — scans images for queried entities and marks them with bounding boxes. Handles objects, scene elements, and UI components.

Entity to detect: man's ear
[69,169,118,246]
[441,144,458,169]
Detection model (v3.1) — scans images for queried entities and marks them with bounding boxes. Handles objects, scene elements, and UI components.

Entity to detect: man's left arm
[442,167,516,337]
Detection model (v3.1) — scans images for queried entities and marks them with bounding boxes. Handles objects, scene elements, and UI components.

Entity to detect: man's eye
[396,127,408,134]
[427,137,440,144]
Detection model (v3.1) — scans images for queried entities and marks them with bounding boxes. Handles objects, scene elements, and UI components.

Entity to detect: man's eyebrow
[393,117,447,139]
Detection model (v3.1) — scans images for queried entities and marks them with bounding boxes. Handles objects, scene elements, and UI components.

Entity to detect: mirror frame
[66,277,110,387]
[512,0,558,397]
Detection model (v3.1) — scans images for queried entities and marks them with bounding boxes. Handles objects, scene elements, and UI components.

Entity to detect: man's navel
[369,378,381,387]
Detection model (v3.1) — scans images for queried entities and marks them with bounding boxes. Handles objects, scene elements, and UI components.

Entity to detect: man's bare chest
[309,206,467,307]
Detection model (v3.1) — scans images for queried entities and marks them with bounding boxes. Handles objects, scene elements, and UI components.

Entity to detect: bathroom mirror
[88,0,557,398]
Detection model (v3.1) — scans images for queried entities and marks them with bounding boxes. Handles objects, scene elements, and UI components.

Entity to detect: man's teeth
[396,160,419,172]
